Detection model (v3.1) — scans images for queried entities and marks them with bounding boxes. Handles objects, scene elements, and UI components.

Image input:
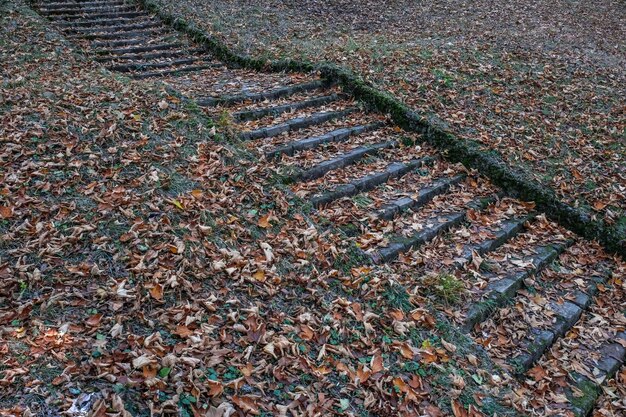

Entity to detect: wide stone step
[52,10,145,20]
[129,63,222,79]
[40,4,135,15]
[70,21,160,34]
[233,93,343,122]
[461,241,572,332]
[310,157,436,208]
[40,5,137,17]
[107,57,211,72]
[94,42,185,56]
[239,108,358,141]
[57,15,150,28]
[92,38,147,48]
[376,174,467,220]
[452,213,536,267]
[292,141,397,182]
[368,195,496,263]
[73,28,165,40]
[266,122,384,159]
[39,0,126,11]
[197,80,330,107]
[95,48,197,62]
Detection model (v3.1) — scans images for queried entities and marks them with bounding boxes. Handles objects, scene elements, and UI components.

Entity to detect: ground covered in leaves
[0,1,532,416]
[152,0,626,241]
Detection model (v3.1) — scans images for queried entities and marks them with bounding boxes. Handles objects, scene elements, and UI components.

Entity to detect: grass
[424,272,465,305]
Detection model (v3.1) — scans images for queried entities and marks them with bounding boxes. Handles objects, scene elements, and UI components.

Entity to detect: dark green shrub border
[137,0,625,259]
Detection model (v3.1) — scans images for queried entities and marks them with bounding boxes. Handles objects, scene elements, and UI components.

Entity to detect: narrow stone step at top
[265,122,384,159]
[57,15,151,28]
[377,174,467,221]
[94,42,185,56]
[505,272,611,374]
[107,57,211,73]
[567,333,626,417]
[70,21,161,34]
[239,108,358,141]
[51,10,145,20]
[39,4,136,15]
[368,195,496,264]
[95,48,199,62]
[38,0,126,11]
[197,79,330,107]
[73,28,166,40]
[452,213,536,267]
[233,93,344,122]
[461,241,573,333]
[309,156,436,209]
[292,140,398,182]
[128,63,223,79]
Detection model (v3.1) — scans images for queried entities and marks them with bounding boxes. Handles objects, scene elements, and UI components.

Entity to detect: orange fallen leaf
[149,283,163,301]
[0,206,13,219]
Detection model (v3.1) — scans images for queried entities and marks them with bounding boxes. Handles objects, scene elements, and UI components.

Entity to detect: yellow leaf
[258,214,270,228]
[169,199,184,210]
[253,270,266,282]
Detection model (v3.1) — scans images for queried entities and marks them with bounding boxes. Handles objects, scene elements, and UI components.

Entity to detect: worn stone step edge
[57,15,149,27]
[377,174,467,221]
[128,63,221,79]
[233,93,344,122]
[239,108,358,141]
[197,79,330,107]
[453,213,537,268]
[461,240,573,333]
[39,0,127,11]
[569,332,626,417]
[368,195,496,264]
[108,56,210,72]
[94,41,183,55]
[95,48,197,62]
[40,4,135,15]
[509,274,610,374]
[265,122,384,159]
[310,156,437,209]
[71,27,165,40]
[52,10,145,20]
[70,20,159,34]
[291,140,397,183]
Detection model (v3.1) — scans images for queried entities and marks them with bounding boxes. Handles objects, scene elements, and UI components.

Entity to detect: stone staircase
[32,0,626,415]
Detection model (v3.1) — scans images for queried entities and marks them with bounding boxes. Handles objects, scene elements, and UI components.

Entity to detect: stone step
[73,27,166,40]
[70,21,160,34]
[292,141,398,182]
[452,213,536,267]
[368,195,496,264]
[94,42,185,56]
[197,79,330,107]
[461,241,572,332]
[233,93,344,122]
[310,156,436,208]
[51,10,145,20]
[265,122,384,159]
[107,56,212,73]
[95,48,198,62]
[128,63,222,79]
[239,108,358,141]
[38,0,126,11]
[569,334,626,416]
[57,15,150,27]
[39,4,135,15]
[376,174,467,220]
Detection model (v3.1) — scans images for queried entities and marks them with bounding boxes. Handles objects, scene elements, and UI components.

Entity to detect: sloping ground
[150,0,626,248]
[1,1,625,417]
